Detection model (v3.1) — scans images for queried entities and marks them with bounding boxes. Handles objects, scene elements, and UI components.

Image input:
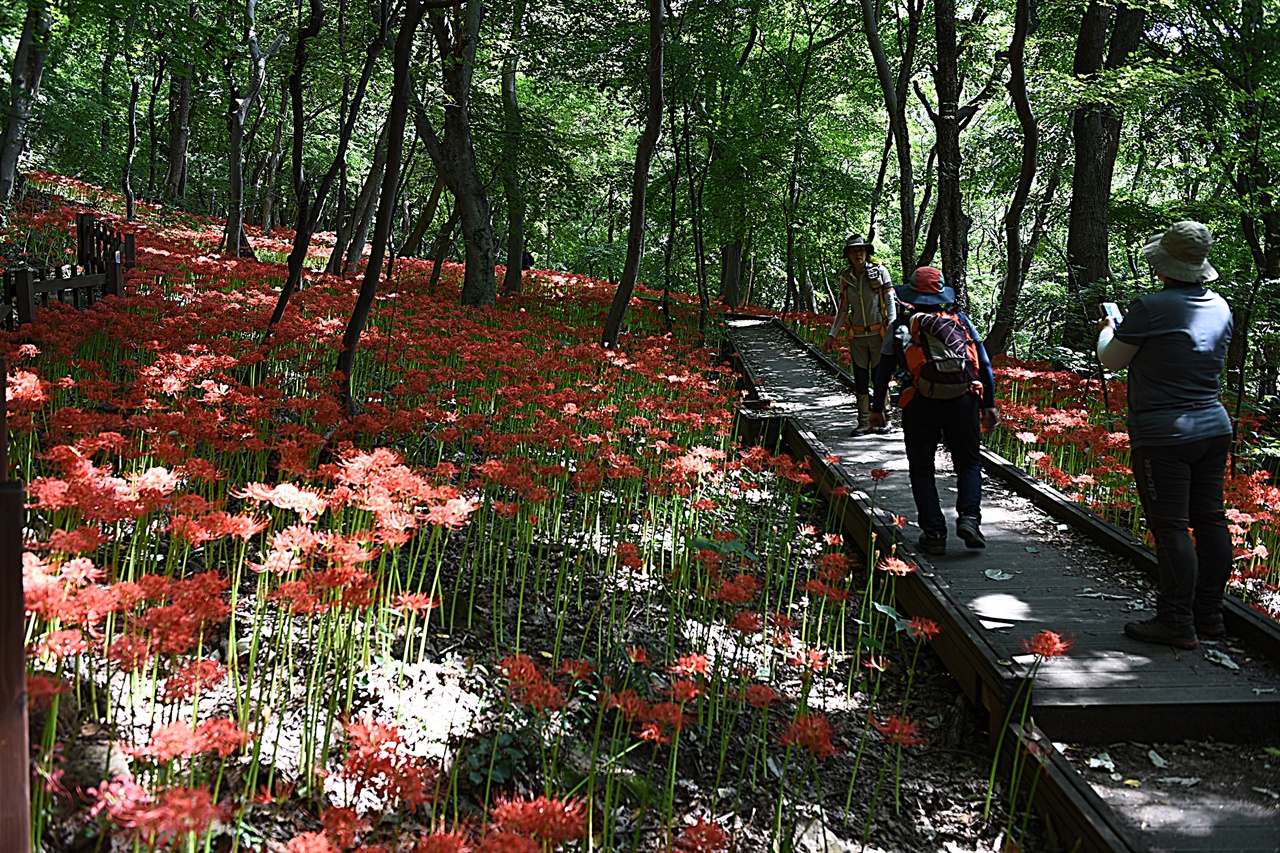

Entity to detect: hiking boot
[917,532,947,557]
[1124,618,1198,650]
[1195,619,1227,638]
[956,515,986,549]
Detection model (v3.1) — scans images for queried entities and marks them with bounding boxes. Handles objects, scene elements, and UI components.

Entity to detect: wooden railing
[2,212,134,328]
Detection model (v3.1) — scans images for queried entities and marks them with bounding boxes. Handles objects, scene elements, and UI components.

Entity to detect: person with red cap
[868,266,999,556]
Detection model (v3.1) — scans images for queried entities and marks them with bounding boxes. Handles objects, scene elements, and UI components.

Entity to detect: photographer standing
[1097,221,1234,649]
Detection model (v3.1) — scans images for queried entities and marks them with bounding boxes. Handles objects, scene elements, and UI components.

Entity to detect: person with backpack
[823,234,896,435]
[867,266,999,556]
[1096,221,1233,649]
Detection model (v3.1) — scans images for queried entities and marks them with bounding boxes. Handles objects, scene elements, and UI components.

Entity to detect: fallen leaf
[1148,750,1167,768]
[1202,648,1240,671]
[1123,779,1141,788]
[1156,777,1201,787]
[1088,752,1115,772]
[984,568,1014,581]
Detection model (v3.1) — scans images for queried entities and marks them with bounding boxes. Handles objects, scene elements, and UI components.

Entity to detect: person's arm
[963,314,1000,430]
[1096,323,1139,370]
[824,278,849,350]
[877,266,897,324]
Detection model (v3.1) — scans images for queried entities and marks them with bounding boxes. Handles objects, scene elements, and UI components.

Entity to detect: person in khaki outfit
[823,234,896,434]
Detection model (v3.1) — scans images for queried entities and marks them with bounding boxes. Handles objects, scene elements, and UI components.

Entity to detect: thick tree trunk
[986,0,1039,355]
[719,240,742,308]
[500,0,528,294]
[601,0,664,348]
[0,0,53,203]
[162,3,198,202]
[336,0,426,412]
[1064,0,1144,350]
[932,0,967,306]
[410,1,497,307]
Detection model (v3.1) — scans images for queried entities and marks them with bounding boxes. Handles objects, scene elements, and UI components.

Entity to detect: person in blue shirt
[869,266,999,556]
[1096,220,1234,649]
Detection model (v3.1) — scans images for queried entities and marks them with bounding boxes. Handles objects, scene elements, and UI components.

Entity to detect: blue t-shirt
[1115,285,1233,447]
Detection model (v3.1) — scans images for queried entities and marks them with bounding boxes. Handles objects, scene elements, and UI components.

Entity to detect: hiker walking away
[823,234,896,435]
[1097,221,1233,650]
[868,266,999,556]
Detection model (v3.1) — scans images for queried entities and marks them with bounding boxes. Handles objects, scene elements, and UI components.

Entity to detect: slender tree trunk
[0,0,53,203]
[124,76,140,220]
[342,118,390,274]
[500,0,528,294]
[400,174,445,257]
[146,58,163,197]
[336,0,426,412]
[601,0,664,347]
[258,86,287,234]
[986,0,1039,355]
[861,0,921,278]
[162,2,198,201]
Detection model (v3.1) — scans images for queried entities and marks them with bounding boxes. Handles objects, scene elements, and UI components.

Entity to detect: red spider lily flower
[743,683,782,709]
[730,611,763,634]
[286,832,335,853]
[670,816,730,852]
[394,592,442,613]
[906,617,942,641]
[616,542,643,571]
[863,654,892,672]
[636,722,671,745]
[36,628,89,659]
[40,524,108,554]
[877,556,915,576]
[816,552,852,581]
[787,647,831,672]
[871,468,891,482]
[801,579,851,603]
[779,713,838,759]
[893,514,908,528]
[669,679,700,703]
[1021,630,1074,658]
[871,714,926,747]
[128,717,252,761]
[556,658,594,684]
[670,652,709,677]
[490,794,585,847]
[415,826,474,852]
[712,573,762,604]
[823,532,843,546]
[646,701,689,734]
[627,645,650,666]
[26,673,69,709]
[321,806,363,848]
[607,689,649,721]
[109,785,230,843]
[343,717,440,809]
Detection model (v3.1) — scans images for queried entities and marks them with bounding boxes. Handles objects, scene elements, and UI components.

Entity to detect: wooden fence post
[106,256,123,298]
[75,212,93,272]
[0,357,31,853]
[14,269,36,326]
[124,233,136,269]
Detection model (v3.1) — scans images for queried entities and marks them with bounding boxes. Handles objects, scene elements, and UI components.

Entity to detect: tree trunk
[162,2,198,202]
[0,0,53,204]
[124,76,140,220]
[601,0,664,348]
[986,0,1039,355]
[259,86,287,235]
[719,240,742,308]
[400,174,445,258]
[500,0,528,294]
[146,58,163,197]
[335,0,426,412]
[410,0,497,307]
[342,118,390,274]
[1064,0,1144,349]
[933,0,967,306]
[861,0,922,279]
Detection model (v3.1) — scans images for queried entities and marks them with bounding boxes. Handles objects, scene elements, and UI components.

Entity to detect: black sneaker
[956,515,986,549]
[917,532,946,557]
[1124,618,1198,649]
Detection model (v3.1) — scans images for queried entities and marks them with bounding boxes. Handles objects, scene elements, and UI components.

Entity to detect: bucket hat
[895,265,955,306]
[843,234,874,255]
[1142,221,1218,283]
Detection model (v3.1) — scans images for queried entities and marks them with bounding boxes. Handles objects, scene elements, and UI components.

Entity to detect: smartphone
[1099,302,1124,326]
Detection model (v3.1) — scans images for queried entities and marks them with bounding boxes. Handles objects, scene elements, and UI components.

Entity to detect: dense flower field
[6,176,1063,853]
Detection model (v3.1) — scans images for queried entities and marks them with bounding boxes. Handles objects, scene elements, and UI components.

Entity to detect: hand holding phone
[1099,302,1124,326]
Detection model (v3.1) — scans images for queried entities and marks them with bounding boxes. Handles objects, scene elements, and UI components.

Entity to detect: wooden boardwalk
[727,316,1280,853]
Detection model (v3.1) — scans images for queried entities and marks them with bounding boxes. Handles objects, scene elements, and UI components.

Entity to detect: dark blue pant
[1130,435,1233,630]
[901,394,983,537]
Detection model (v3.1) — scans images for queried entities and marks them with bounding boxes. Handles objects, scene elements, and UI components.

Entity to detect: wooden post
[106,256,123,298]
[14,269,35,326]
[75,212,93,273]
[0,357,31,853]
[124,233,136,269]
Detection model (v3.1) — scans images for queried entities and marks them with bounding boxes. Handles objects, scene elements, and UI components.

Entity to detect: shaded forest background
[2,0,1277,419]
